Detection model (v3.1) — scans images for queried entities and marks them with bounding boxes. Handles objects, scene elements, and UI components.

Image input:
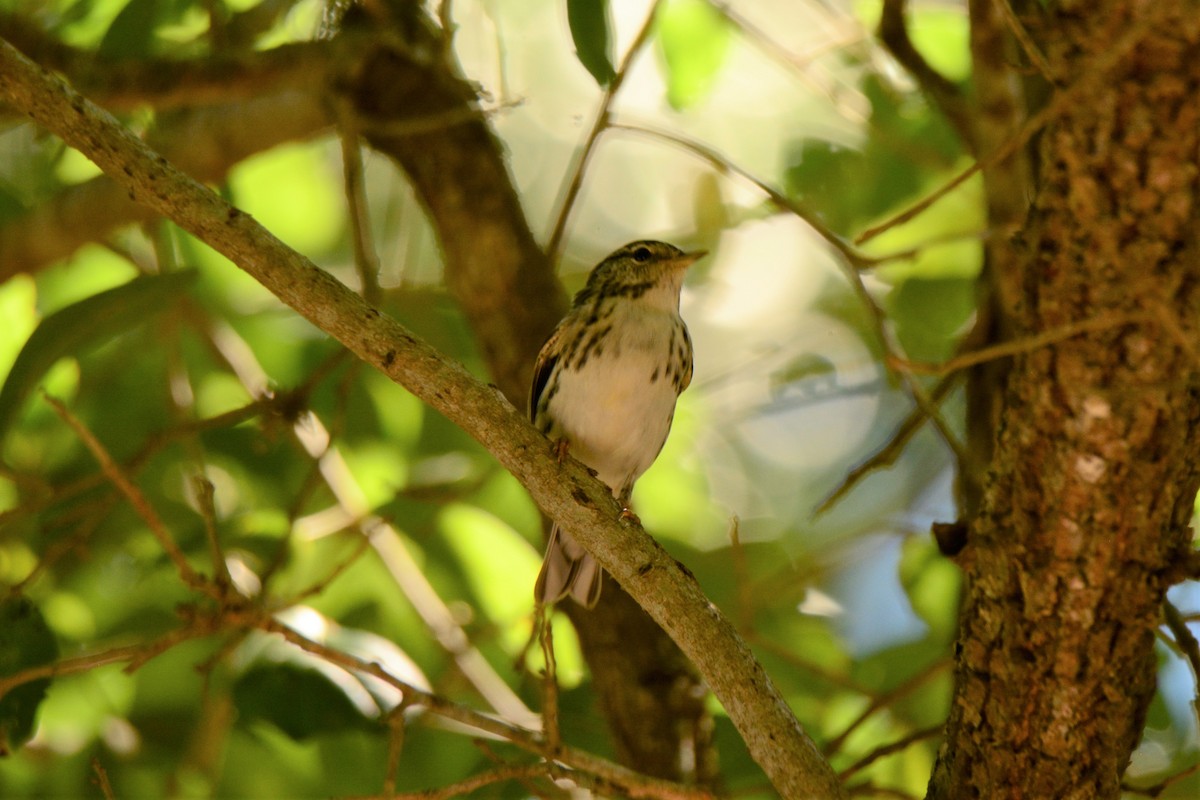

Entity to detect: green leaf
[888,277,976,363]
[567,0,617,87]
[0,270,196,442]
[439,504,539,616]
[97,0,190,58]
[656,0,733,110]
[0,595,59,756]
[898,536,961,642]
[234,664,375,741]
[234,609,430,741]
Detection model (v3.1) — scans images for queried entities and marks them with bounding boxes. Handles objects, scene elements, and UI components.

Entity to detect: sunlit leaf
[439,503,539,629]
[0,270,196,442]
[0,596,59,756]
[786,74,963,234]
[228,143,343,257]
[567,0,616,87]
[898,536,961,642]
[888,277,975,363]
[656,0,733,110]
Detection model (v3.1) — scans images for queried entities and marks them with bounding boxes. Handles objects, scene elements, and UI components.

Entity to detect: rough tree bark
[930,2,1200,798]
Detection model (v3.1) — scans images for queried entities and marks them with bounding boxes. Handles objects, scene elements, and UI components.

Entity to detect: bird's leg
[554,438,599,478]
[617,484,640,524]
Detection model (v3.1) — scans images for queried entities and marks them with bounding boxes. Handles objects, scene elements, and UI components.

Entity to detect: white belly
[547,314,685,493]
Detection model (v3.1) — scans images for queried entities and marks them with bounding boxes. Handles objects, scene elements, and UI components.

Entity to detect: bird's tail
[535,524,602,608]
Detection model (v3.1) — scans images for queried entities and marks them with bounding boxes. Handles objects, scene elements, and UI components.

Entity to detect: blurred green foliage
[0,596,59,756]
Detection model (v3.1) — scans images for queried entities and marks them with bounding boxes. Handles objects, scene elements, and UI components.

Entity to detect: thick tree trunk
[930,3,1200,798]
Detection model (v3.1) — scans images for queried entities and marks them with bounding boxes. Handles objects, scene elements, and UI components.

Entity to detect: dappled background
[0,0,1196,797]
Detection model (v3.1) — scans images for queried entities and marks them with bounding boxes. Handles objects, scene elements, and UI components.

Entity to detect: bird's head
[574,240,706,311]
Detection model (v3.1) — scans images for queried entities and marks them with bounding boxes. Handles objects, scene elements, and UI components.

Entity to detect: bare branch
[545,2,663,261]
[824,660,950,757]
[890,311,1153,377]
[89,758,116,800]
[838,725,942,782]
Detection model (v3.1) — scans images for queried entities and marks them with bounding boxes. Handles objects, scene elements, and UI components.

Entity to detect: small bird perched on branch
[531,240,705,607]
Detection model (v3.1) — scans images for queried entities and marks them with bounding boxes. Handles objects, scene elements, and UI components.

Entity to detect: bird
[531,240,705,607]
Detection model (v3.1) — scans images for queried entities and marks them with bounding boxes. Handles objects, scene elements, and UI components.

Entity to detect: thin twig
[745,633,869,695]
[545,1,663,261]
[817,375,958,514]
[43,393,212,596]
[823,660,950,757]
[288,529,375,603]
[0,399,266,532]
[339,123,382,304]
[836,249,969,468]
[857,6,1161,246]
[264,619,713,800]
[347,764,554,800]
[837,724,942,781]
[539,605,561,749]
[0,617,226,700]
[382,706,408,796]
[713,2,869,114]
[878,0,973,149]
[1163,599,1200,736]
[193,475,234,591]
[995,0,1055,84]
[606,122,875,268]
[890,312,1151,377]
[727,516,755,631]
[473,739,564,799]
[12,493,121,593]
[90,757,116,800]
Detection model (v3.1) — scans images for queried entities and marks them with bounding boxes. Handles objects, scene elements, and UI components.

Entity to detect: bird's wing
[529,324,564,422]
[679,325,694,393]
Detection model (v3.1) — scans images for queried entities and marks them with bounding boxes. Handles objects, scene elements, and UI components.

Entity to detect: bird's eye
[632,246,652,263]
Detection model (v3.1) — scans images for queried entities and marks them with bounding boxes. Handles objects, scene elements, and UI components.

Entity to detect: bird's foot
[554,438,570,464]
[619,507,641,525]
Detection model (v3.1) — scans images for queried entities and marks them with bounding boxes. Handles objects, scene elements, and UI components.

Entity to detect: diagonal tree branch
[0,87,330,279]
[0,36,844,800]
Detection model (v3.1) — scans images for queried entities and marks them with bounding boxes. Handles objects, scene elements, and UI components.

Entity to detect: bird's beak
[673,250,708,270]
